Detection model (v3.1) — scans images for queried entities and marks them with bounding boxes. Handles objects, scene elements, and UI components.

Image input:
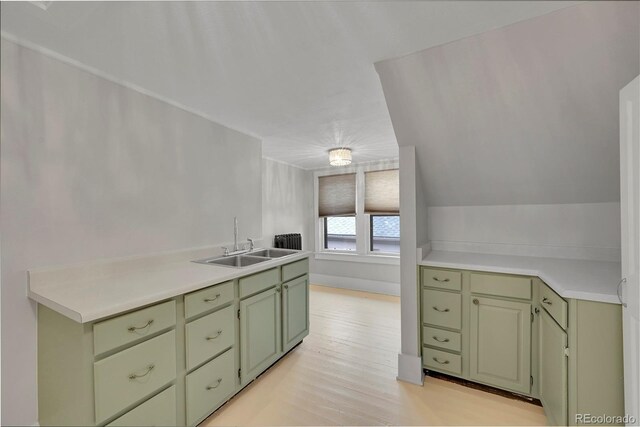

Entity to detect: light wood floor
[203,285,546,426]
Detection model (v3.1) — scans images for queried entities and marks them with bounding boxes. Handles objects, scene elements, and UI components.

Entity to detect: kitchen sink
[194,255,269,268]
[248,248,298,258]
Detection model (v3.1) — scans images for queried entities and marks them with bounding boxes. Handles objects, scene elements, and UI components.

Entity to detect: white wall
[310,259,400,295]
[262,158,314,250]
[428,203,621,261]
[376,1,639,207]
[0,39,262,426]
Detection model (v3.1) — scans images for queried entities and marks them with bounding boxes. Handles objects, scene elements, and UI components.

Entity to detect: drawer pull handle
[128,364,155,380]
[284,284,289,289]
[473,299,479,305]
[127,319,154,333]
[433,336,450,343]
[204,294,221,303]
[542,297,553,305]
[432,357,450,365]
[206,330,223,341]
[206,378,223,390]
[276,288,281,293]
[432,306,450,313]
[433,277,450,283]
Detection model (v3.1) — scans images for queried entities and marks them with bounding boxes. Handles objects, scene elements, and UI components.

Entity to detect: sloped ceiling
[0,1,580,169]
[376,1,639,206]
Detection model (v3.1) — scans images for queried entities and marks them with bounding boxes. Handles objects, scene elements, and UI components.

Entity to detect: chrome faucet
[233,217,239,252]
[221,218,254,256]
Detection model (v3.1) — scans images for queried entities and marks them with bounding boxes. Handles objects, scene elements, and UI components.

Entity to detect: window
[316,165,400,257]
[324,216,356,251]
[370,215,400,253]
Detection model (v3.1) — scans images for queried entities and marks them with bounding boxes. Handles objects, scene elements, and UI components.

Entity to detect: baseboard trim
[309,273,400,296]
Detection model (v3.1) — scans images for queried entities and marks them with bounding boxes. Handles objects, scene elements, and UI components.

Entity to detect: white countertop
[28,250,310,323]
[420,250,622,304]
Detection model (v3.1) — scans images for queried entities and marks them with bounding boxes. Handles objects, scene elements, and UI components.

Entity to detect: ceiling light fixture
[329,148,352,166]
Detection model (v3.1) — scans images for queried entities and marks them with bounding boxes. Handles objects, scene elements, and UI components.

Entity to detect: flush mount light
[329,148,352,166]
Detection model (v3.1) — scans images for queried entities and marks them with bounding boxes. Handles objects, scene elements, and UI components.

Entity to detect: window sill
[314,252,400,265]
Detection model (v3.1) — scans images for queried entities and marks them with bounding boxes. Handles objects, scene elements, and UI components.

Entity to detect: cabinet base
[424,369,542,406]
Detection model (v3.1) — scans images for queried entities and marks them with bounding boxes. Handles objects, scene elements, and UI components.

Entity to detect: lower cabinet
[240,286,282,384]
[186,348,236,426]
[539,308,568,426]
[37,256,310,427]
[93,330,177,423]
[282,274,310,352]
[107,386,177,427]
[469,296,531,394]
[420,266,625,427]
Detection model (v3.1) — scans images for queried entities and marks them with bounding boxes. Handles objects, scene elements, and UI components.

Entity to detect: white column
[397,145,424,385]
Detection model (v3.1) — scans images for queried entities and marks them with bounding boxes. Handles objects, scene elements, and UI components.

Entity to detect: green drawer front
[239,268,280,299]
[540,282,567,330]
[106,385,176,427]
[186,305,235,371]
[423,326,461,353]
[423,289,462,330]
[186,348,236,426]
[422,268,462,291]
[470,273,532,300]
[94,300,176,356]
[281,258,309,283]
[185,281,234,319]
[94,330,177,424]
[424,347,462,375]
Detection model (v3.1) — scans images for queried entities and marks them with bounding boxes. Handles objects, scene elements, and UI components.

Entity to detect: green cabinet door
[539,308,568,426]
[240,286,282,384]
[282,275,309,352]
[469,296,531,394]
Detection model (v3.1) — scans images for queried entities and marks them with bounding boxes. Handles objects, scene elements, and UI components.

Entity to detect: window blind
[318,173,356,217]
[365,169,399,214]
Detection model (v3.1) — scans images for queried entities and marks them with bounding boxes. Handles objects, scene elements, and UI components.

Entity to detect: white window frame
[314,159,400,265]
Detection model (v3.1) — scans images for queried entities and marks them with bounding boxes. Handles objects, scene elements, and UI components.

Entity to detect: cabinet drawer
[423,289,462,330]
[106,385,176,427]
[540,282,568,330]
[185,281,234,319]
[186,305,235,371]
[422,268,462,291]
[423,326,461,353]
[94,331,177,423]
[186,348,236,426]
[470,273,532,300]
[424,347,462,375]
[281,258,309,283]
[239,268,280,299]
[94,300,176,356]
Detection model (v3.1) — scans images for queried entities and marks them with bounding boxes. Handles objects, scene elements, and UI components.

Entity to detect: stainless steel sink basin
[194,255,269,268]
[248,248,298,258]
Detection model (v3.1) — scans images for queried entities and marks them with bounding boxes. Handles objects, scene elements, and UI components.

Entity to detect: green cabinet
[539,308,568,426]
[469,296,531,394]
[240,286,282,384]
[420,266,625,427]
[37,255,310,427]
[107,385,176,427]
[185,348,236,426]
[282,275,310,353]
